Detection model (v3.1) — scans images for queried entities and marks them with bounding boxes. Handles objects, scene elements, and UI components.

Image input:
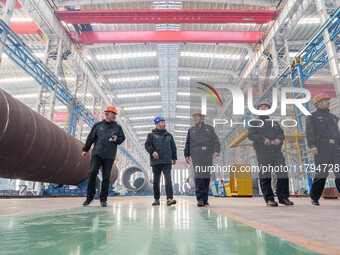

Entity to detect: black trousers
[152,164,173,200]
[256,151,289,202]
[195,178,210,203]
[87,155,114,201]
[192,153,213,202]
[310,146,340,201]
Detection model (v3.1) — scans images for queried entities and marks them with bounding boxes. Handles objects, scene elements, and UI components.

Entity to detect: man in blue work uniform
[248,102,293,207]
[306,93,340,206]
[145,116,177,206]
[184,110,220,207]
[82,105,125,207]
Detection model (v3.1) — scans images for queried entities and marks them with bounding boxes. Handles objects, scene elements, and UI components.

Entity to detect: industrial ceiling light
[109,76,159,83]
[134,124,155,129]
[0,77,34,83]
[96,52,156,60]
[298,17,321,24]
[12,93,38,99]
[117,92,160,98]
[176,115,191,119]
[129,116,155,120]
[124,105,162,111]
[181,52,243,59]
[175,124,190,127]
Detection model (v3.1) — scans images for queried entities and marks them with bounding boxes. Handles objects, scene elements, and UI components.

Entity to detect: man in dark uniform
[184,110,220,207]
[248,102,293,207]
[145,116,177,206]
[82,105,125,207]
[306,93,340,206]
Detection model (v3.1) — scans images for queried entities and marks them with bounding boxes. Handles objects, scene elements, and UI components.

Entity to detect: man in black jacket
[145,116,177,206]
[82,105,125,207]
[306,93,340,206]
[184,110,220,207]
[248,102,293,207]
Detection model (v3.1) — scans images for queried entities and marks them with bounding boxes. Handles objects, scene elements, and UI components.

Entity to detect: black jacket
[306,107,340,149]
[83,120,125,159]
[184,123,220,158]
[247,116,285,153]
[145,129,177,166]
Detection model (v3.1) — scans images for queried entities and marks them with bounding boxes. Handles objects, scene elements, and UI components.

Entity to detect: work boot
[311,199,320,206]
[279,198,294,206]
[166,198,177,206]
[197,200,205,207]
[266,200,278,207]
[100,201,108,207]
[152,199,160,206]
[204,201,209,206]
[83,197,94,206]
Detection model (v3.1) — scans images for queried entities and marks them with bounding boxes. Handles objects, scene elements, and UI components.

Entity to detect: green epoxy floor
[0,198,319,255]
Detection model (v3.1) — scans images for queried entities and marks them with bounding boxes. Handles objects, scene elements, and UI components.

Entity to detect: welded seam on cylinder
[46,131,72,182]
[0,90,10,142]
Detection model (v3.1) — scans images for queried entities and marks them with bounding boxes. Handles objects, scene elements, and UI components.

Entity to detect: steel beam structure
[216,0,303,120]
[222,7,340,192]
[315,0,340,102]
[69,30,264,44]
[0,0,15,66]
[18,0,148,169]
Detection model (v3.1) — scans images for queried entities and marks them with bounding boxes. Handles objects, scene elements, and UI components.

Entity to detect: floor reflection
[0,198,319,255]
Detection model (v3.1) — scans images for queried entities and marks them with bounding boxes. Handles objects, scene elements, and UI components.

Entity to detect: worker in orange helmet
[306,93,340,206]
[82,105,125,207]
[248,102,293,207]
[184,109,220,207]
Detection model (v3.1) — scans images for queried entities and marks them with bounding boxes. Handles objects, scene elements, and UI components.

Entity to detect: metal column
[48,39,63,121]
[290,61,312,191]
[35,39,51,114]
[315,0,340,102]
[271,39,280,77]
[284,39,290,65]
[0,0,15,66]
[77,75,88,139]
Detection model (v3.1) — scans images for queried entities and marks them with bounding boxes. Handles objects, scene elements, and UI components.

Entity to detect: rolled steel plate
[0,88,90,185]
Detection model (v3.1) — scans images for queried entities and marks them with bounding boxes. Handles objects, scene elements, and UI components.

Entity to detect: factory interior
[1,0,340,254]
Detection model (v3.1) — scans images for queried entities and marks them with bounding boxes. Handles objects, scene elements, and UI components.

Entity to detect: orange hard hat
[257,102,271,110]
[104,105,118,114]
[192,109,205,117]
[313,93,330,105]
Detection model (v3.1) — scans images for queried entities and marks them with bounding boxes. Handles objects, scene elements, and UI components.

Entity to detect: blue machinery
[221,7,340,193]
[0,19,143,171]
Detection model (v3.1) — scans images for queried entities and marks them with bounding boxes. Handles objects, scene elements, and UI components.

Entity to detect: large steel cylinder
[0,88,90,185]
[122,166,152,192]
[109,164,119,186]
